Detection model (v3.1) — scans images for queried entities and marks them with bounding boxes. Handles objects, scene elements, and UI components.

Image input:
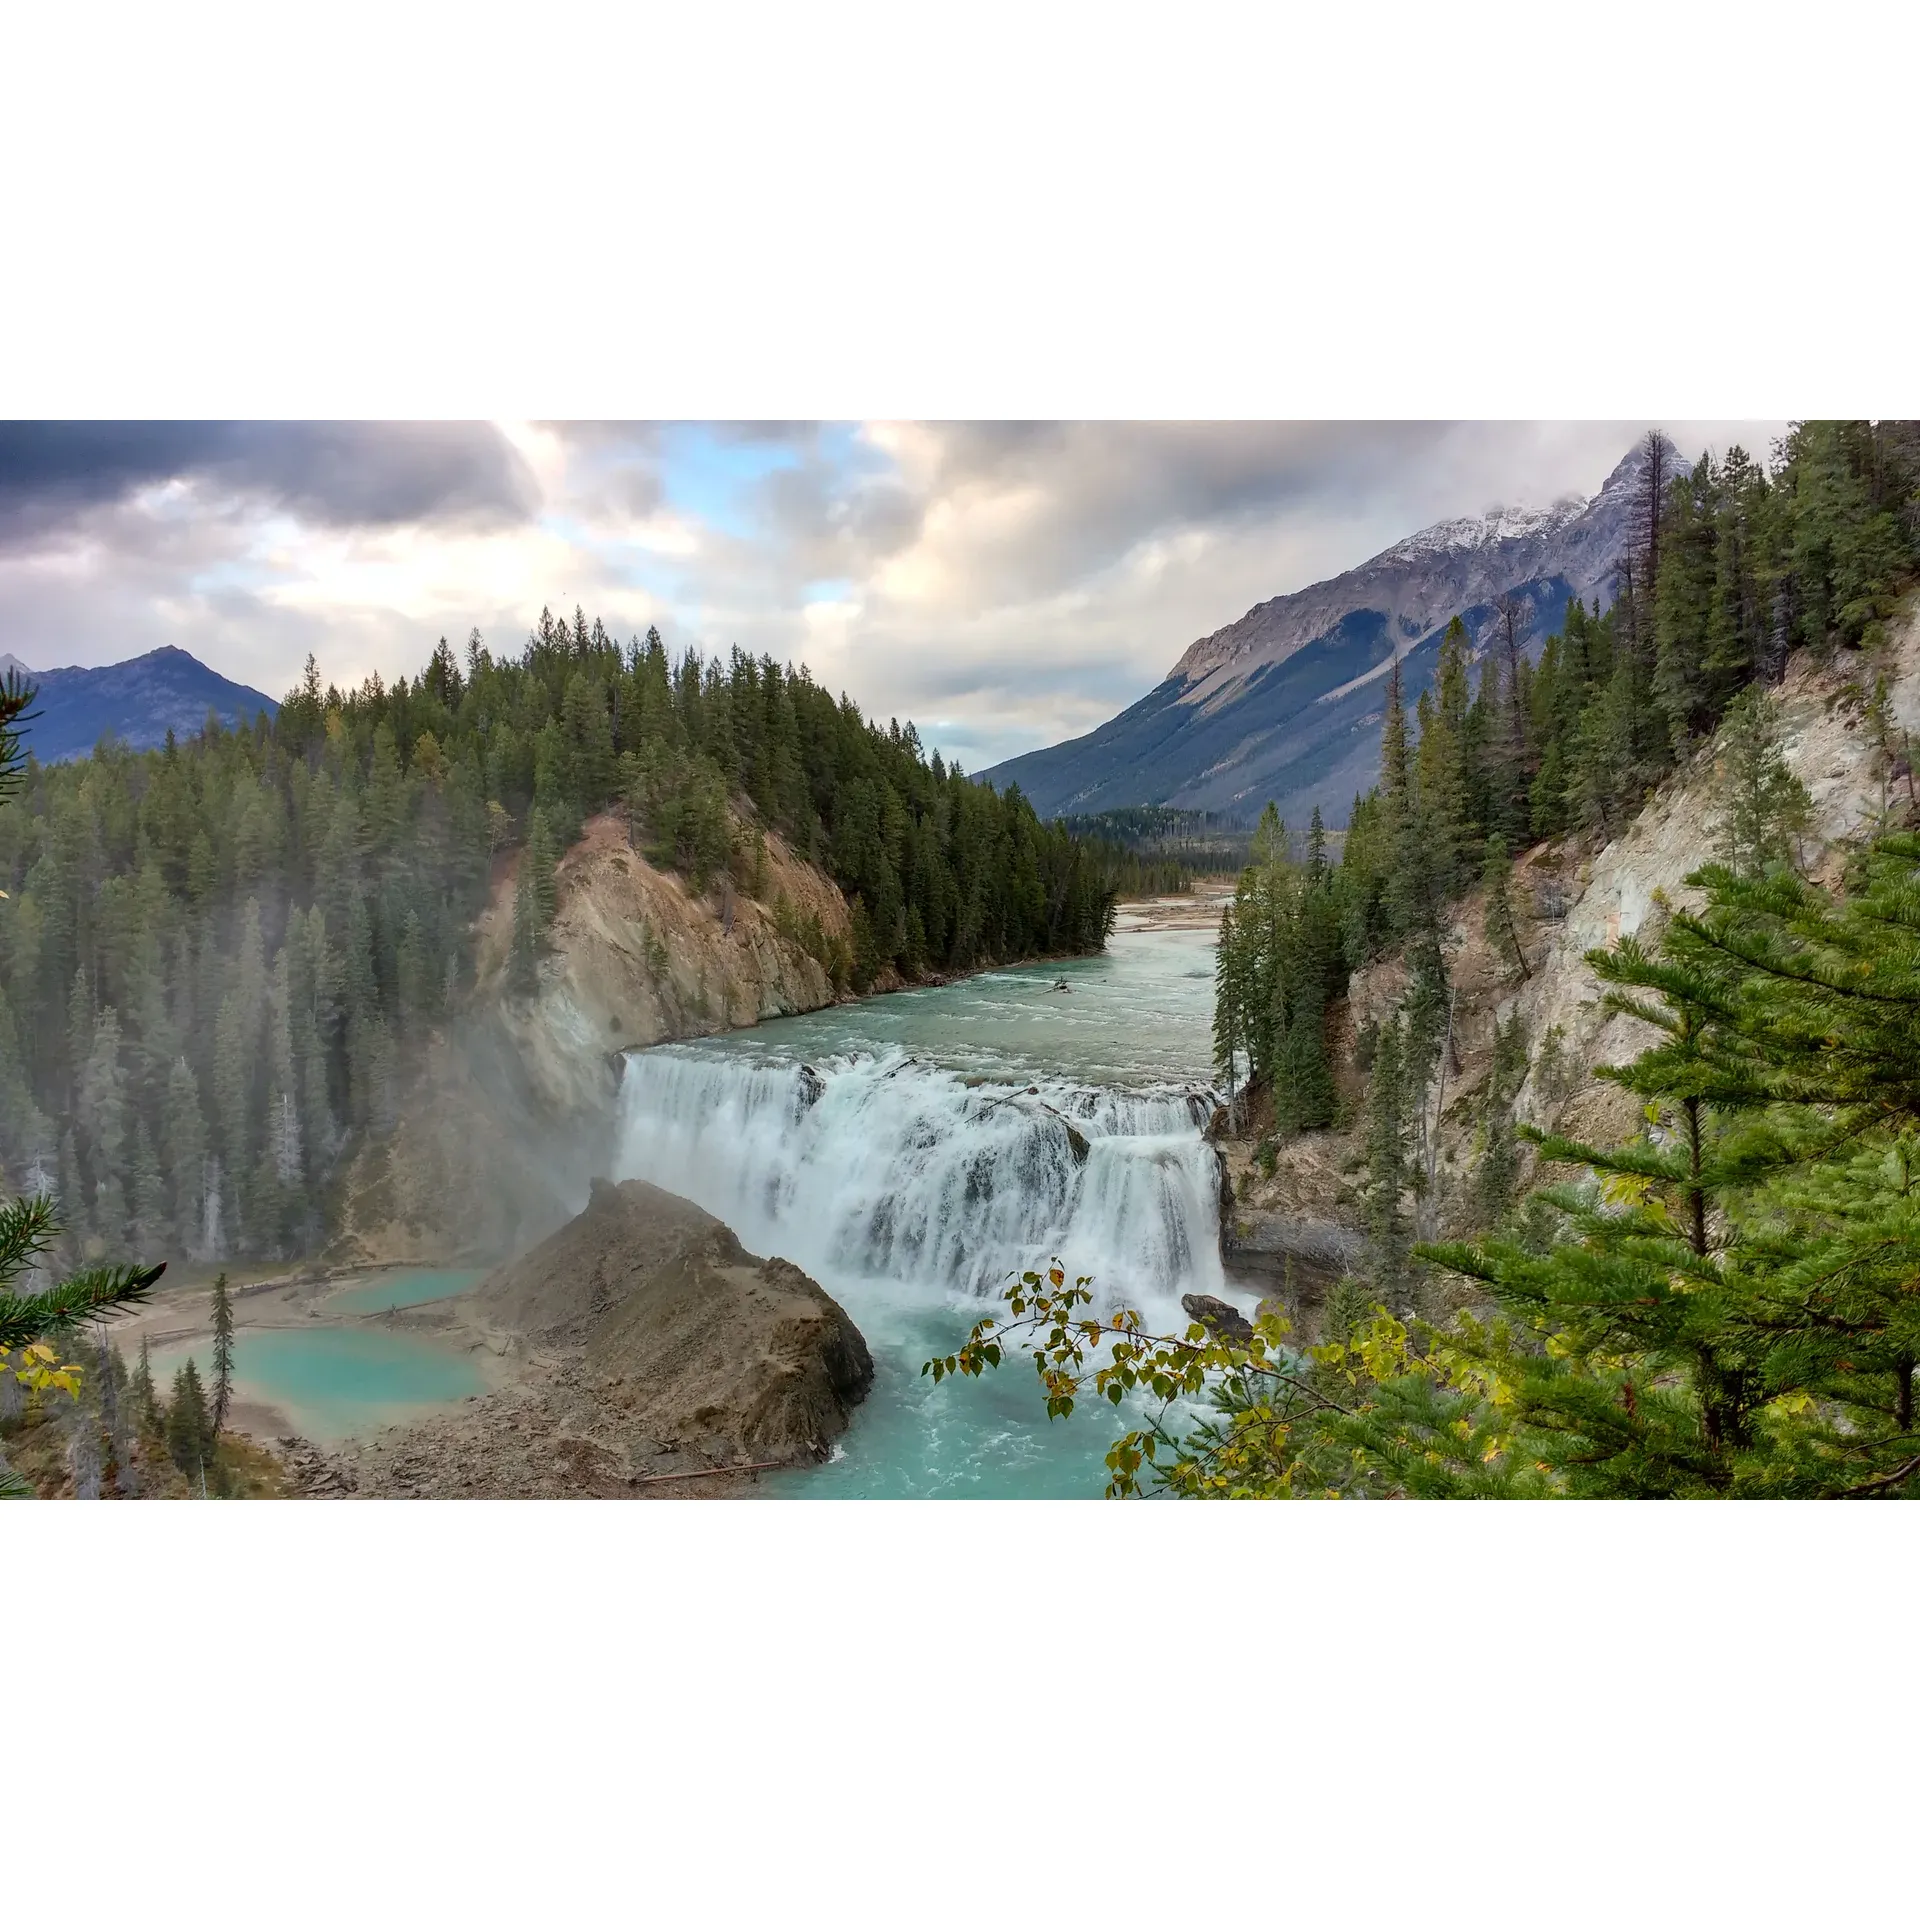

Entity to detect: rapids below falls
[610,921,1244,1497]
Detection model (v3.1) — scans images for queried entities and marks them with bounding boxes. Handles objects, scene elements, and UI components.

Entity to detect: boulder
[1180,1292,1254,1344]
[476,1177,873,1465]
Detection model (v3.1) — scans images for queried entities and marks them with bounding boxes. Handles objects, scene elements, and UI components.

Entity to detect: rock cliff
[1222,591,1920,1333]
[328,809,853,1266]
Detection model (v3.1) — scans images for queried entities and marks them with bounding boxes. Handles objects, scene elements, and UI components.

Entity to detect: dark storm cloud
[0,421,540,542]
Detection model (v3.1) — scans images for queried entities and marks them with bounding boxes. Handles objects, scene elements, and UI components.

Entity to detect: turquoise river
[610,917,1241,1498]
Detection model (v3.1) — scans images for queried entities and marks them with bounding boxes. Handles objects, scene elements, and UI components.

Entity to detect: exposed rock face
[477,1177,874,1466]
[477,812,851,1116]
[1215,591,1920,1336]
[331,810,854,1267]
[1220,1211,1363,1303]
[1510,610,1920,1141]
[982,436,1676,826]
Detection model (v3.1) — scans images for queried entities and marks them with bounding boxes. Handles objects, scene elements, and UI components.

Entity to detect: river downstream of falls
[609,921,1238,1497]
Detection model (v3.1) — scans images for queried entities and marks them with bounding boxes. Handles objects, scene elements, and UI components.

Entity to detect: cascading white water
[611,1044,1226,1307]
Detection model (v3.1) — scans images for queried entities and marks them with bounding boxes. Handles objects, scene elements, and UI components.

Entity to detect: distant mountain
[982,437,1673,827]
[0,646,280,762]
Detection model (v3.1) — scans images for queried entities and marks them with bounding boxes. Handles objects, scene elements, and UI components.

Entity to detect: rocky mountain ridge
[984,436,1680,827]
[2,644,280,760]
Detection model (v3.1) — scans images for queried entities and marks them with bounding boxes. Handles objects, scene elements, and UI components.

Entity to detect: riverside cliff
[328,809,854,1267]
[1222,592,1920,1334]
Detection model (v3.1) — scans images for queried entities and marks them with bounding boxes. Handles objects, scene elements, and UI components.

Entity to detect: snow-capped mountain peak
[1379,494,1589,565]
[981,431,1687,829]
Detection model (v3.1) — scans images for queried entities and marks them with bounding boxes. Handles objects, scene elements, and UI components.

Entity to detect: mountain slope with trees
[1213,422,1920,1187]
[0,610,1124,1275]
[978,436,1675,826]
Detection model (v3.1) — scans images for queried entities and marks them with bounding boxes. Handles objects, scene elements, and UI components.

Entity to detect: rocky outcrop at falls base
[340,1179,874,1498]
[1180,1293,1254,1343]
[479,1177,874,1465]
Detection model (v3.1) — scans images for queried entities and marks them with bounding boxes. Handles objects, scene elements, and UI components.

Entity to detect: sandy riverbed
[111,1263,775,1499]
[1112,883,1234,934]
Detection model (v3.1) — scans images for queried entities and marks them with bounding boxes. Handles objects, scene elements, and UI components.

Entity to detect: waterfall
[612,1044,1226,1305]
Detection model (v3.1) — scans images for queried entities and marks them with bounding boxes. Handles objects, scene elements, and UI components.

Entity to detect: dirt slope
[478,1176,873,1463]
[340,1178,874,1498]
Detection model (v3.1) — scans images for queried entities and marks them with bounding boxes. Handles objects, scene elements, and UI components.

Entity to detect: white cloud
[0,419,1788,762]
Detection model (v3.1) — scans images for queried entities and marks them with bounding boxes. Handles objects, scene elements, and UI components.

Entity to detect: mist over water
[609,928,1236,1497]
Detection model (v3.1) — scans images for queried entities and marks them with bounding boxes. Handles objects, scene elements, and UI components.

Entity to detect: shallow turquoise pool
[332,1268,488,1314]
[154,1326,485,1442]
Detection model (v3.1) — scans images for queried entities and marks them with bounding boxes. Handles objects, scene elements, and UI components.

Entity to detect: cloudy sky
[0,420,1787,771]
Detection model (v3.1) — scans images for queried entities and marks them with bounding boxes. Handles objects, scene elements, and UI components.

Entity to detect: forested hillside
[1215,420,1920,1167]
[0,608,1120,1272]
[1062,805,1252,880]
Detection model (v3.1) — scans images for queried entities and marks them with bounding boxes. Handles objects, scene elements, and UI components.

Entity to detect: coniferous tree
[162,1057,209,1255]
[1481,835,1531,983]
[131,1332,158,1436]
[1652,451,1719,750]
[165,1355,212,1483]
[1486,595,1536,847]
[1469,1014,1529,1228]
[1713,687,1813,879]
[209,1272,234,1435]
[1361,1016,1414,1310]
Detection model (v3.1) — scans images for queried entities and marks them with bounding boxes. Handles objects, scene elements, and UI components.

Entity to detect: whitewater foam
[611,1044,1226,1309]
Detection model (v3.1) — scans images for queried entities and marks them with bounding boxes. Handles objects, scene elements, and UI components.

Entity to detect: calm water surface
[332,1267,488,1314]
[154,1325,484,1442]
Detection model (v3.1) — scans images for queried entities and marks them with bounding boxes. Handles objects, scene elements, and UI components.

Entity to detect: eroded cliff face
[1510,603,1920,1137]
[328,812,853,1267]
[1223,594,1920,1328]
[475,813,850,1115]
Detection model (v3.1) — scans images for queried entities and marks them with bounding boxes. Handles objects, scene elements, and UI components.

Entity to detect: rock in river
[477,1177,874,1466]
[1179,1292,1254,1344]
